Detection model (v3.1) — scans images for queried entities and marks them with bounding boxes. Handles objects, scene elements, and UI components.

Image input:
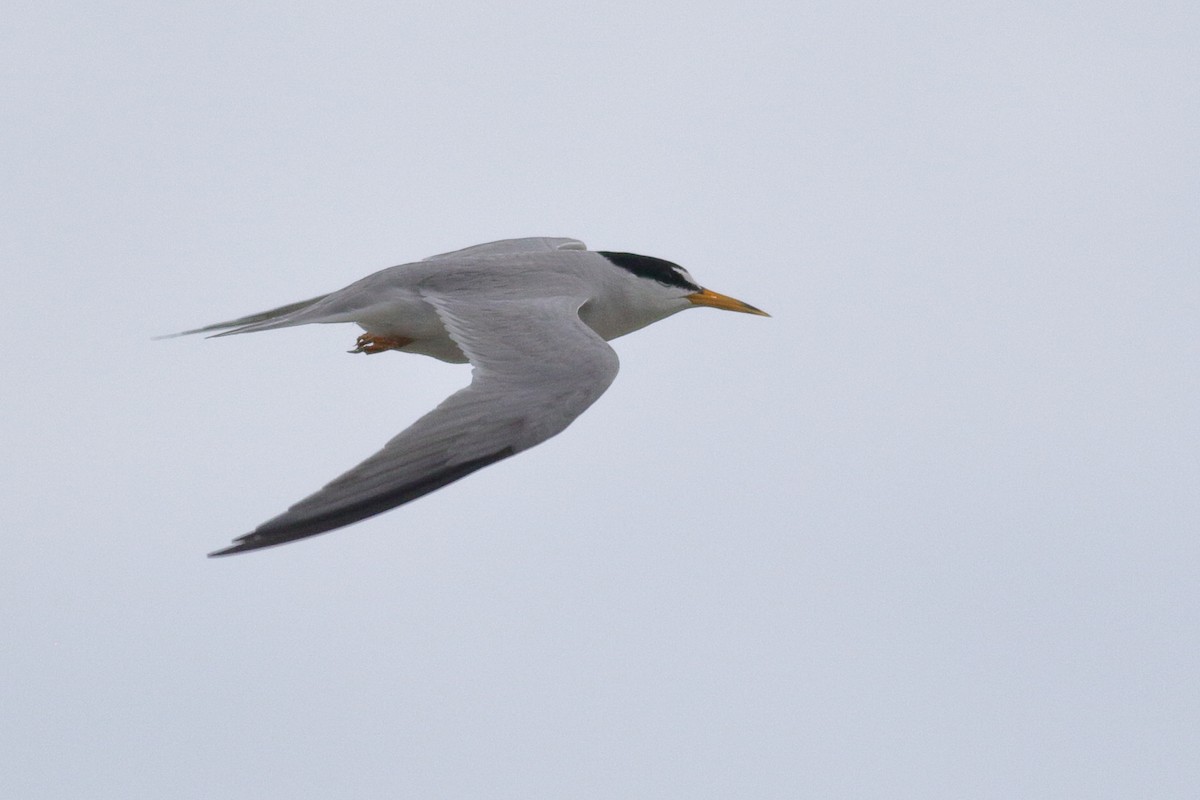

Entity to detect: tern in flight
[173,237,768,556]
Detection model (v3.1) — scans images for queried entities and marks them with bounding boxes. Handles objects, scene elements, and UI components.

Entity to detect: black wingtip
[207,535,263,558]
[204,447,519,558]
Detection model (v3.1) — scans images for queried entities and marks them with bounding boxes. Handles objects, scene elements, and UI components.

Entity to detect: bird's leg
[349,333,414,354]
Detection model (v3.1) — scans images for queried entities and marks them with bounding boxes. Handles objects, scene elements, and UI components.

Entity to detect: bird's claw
[349,333,414,354]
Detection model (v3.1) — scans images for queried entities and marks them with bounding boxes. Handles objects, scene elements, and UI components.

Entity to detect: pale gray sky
[3,1,1197,797]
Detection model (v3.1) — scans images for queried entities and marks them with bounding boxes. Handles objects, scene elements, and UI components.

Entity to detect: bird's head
[597,250,770,319]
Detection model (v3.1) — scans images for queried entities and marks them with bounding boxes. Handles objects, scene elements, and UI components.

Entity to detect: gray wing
[209,294,619,556]
[160,294,331,338]
[163,238,587,339]
[423,237,586,261]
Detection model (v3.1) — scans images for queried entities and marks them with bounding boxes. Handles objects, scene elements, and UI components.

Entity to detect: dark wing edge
[207,446,514,556]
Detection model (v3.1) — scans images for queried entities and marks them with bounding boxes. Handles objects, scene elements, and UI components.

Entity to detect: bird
[171,237,768,556]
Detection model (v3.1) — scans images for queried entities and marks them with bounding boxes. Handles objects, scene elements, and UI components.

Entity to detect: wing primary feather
[206,446,515,557]
[156,294,330,339]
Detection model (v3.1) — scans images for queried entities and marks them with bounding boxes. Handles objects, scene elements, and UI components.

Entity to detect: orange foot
[349,333,415,354]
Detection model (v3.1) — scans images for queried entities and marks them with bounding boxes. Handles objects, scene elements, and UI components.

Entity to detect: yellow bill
[687,288,770,317]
